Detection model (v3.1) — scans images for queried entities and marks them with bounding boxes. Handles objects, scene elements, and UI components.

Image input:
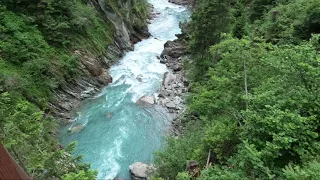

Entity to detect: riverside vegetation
[0,0,149,179]
[153,0,320,179]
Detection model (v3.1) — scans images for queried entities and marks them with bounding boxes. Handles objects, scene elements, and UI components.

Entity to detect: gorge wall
[49,0,152,121]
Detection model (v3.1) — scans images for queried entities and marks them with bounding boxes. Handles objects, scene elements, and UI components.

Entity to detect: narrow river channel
[59,0,189,179]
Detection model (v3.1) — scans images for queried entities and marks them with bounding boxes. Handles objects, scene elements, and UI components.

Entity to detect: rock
[173,64,182,71]
[136,74,143,82]
[165,102,176,109]
[81,56,103,77]
[162,72,176,88]
[96,69,113,85]
[162,41,186,58]
[70,125,84,134]
[129,162,154,180]
[106,112,113,119]
[160,57,167,64]
[136,96,155,106]
[186,160,201,178]
[174,96,181,105]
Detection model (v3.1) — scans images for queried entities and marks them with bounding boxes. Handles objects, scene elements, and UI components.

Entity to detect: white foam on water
[101,137,124,179]
[60,0,190,179]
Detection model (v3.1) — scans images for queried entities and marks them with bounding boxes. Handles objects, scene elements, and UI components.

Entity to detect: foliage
[62,170,98,180]
[257,0,320,44]
[176,172,191,180]
[154,122,204,179]
[2,0,114,52]
[0,91,96,179]
[154,0,320,178]
[200,166,248,180]
[189,0,232,52]
[283,158,320,180]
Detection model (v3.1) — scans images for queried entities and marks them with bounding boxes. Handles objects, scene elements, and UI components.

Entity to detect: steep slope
[0,0,150,179]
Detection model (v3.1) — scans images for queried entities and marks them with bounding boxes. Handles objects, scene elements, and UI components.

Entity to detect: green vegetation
[154,0,320,179]
[0,0,114,178]
[105,0,149,28]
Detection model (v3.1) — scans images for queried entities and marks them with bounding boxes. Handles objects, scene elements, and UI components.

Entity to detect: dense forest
[154,0,320,179]
[0,0,148,179]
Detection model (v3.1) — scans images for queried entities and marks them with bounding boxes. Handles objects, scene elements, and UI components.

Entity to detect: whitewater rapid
[60,0,189,179]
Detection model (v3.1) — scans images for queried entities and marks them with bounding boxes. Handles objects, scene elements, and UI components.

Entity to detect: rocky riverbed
[157,35,189,135]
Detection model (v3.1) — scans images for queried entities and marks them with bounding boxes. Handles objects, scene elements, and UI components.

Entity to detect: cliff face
[50,0,151,121]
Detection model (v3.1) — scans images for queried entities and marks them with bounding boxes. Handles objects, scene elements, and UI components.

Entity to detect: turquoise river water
[59,0,189,179]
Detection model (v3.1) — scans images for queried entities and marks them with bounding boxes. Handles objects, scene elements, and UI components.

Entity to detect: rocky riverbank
[157,34,189,135]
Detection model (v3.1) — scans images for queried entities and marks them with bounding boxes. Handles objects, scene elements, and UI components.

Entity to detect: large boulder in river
[162,40,186,58]
[129,162,154,180]
[136,96,155,106]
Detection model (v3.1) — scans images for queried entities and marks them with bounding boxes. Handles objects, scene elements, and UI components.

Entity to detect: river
[59,0,189,179]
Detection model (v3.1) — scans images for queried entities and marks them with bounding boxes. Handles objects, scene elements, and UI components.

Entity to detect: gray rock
[136,96,155,106]
[136,74,143,82]
[129,162,154,180]
[165,102,176,109]
[160,57,167,64]
[173,64,182,71]
[162,72,176,89]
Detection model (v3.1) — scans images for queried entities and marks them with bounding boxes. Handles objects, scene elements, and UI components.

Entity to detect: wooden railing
[0,144,31,180]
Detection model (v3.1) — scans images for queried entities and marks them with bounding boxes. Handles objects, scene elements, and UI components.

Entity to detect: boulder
[162,41,186,58]
[136,74,144,82]
[96,69,113,85]
[165,102,176,109]
[173,64,182,71]
[69,125,84,134]
[136,96,155,106]
[129,162,154,180]
[81,56,102,77]
[106,112,113,119]
[162,72,176,89]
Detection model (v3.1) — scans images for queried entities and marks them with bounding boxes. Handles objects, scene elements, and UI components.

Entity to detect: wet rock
[136,74,144,82]
[136,96,155,106]
[96,69,113,85]
[160,57,167,64]
[129,162,154,180]
[69,125,84,134]
[106,112,113,119]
